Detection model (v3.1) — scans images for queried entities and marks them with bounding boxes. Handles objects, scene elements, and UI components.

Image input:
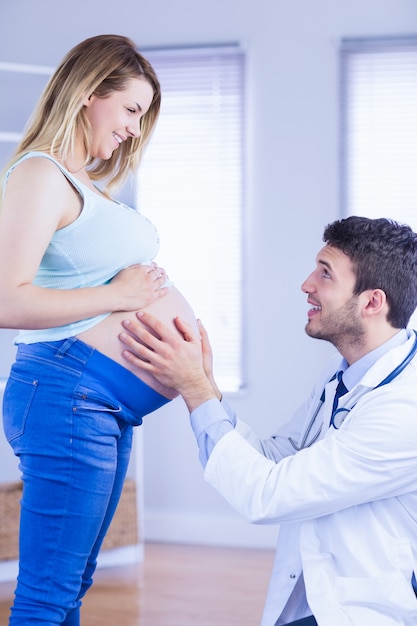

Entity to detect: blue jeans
[2,337,170,625]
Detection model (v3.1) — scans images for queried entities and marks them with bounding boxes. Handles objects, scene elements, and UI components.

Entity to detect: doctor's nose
[301,272,315,294]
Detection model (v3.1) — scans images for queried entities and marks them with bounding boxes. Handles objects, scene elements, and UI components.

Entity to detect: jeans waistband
[16,337,171,420]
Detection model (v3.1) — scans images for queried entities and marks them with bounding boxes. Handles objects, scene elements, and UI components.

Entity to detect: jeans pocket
[72,385,124,440]
[73,385,122,414]
[3,373,38,443]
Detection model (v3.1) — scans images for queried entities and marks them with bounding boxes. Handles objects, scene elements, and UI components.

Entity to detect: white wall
[0,0,416,548]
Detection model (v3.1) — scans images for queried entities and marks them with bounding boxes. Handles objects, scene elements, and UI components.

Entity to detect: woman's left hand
[109,262,168,312]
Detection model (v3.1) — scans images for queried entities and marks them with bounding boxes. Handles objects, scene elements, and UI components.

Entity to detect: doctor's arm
[119,311,306,465]
[121,314,417,524]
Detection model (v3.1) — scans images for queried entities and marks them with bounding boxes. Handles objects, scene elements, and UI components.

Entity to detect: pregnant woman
[0,34,197,626]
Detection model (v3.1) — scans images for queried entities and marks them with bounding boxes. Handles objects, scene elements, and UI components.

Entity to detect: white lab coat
[204,332,417,625]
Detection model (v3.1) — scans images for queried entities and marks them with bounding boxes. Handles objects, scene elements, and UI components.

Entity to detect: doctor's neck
[338,326,403,366]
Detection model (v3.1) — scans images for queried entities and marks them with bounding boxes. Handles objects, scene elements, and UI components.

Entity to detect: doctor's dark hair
[323,216,417,328]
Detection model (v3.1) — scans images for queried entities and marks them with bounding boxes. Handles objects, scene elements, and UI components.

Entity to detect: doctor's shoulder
[349,372,417,445]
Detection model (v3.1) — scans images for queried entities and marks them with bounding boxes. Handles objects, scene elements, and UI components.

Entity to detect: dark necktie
[330,372,348,427]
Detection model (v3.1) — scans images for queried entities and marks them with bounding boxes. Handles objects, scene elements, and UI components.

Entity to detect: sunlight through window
[136,46,245,391]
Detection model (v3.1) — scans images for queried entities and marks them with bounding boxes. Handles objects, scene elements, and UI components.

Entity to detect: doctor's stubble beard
[304,295,365,351]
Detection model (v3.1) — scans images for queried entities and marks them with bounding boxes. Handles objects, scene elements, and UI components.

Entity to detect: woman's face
[83,76,154,160]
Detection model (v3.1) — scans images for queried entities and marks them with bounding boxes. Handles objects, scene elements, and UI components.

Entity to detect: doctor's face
[301,245,364,348]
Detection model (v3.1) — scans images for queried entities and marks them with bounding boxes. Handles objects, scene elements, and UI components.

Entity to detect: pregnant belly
[77,286,198,399]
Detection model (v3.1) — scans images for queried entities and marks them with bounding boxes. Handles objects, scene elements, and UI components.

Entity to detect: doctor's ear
[363,288,387,317]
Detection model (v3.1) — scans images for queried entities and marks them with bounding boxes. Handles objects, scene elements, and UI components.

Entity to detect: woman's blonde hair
[5,34,161,193]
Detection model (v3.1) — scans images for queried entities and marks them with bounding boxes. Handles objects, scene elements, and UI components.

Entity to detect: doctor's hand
[119,312,220,412]
[198,320,222,401]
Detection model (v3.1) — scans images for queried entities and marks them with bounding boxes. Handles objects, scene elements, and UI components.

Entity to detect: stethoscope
[289,330,417,451]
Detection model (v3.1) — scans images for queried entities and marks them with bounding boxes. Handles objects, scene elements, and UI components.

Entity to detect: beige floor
[0,542,275,625]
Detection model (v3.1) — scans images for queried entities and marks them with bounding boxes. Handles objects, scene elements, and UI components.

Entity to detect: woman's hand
[110,262,169,312]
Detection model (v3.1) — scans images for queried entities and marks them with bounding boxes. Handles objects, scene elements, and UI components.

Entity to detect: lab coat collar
[330,330,417,426]
[336,328,410,393]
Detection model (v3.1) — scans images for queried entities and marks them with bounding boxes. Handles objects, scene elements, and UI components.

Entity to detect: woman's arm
[0,158,166,329]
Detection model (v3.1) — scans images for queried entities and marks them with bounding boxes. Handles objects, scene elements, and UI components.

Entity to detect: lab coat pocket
[335,570,417,623]
[3,372,38,444]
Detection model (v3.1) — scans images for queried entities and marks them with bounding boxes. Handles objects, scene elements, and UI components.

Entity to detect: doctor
[119,216,417,626]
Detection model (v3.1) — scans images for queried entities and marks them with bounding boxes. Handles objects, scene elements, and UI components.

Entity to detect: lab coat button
[289,573,296,579]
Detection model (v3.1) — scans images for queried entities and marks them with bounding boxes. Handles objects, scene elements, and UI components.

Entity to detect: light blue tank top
[4,152,161,344]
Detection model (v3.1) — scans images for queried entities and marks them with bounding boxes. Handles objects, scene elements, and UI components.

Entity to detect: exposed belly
[77,286,198,399]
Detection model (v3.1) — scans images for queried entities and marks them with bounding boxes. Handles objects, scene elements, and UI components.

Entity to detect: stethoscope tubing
[289,330,417,451]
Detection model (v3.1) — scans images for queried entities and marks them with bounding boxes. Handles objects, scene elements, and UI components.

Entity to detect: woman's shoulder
[6,152,82,194]
[3,152,85,217]
[7,151,64,180]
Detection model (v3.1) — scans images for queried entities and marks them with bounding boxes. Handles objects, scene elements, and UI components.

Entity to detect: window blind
[340,37,417,229]
[340,36,417,327]
[136,46,245,392]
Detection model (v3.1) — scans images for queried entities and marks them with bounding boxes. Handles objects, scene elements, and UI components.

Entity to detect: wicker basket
[0,480,21,560]
[0,478,139,562]
[102,478,139,550]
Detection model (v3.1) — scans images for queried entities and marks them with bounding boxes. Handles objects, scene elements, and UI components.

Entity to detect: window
[340,36,417,326]
[0,62,53,175]
[340,37,417,226]
[136,46,245,391]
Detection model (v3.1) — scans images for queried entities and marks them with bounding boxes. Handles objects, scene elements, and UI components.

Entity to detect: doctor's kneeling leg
[279,617,318,626]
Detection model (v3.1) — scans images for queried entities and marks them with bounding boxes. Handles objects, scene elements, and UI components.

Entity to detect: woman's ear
[81,93,93,107]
